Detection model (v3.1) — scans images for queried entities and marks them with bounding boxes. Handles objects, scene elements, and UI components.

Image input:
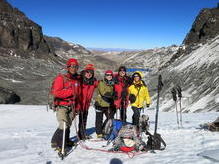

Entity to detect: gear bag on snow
[146,131,166,150]
[111,124,147,152]
[139,113,150,133]
[103,119,123,142]
[199,117,219,132]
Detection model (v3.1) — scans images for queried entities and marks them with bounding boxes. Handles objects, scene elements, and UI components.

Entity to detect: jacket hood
[132,71,143,79]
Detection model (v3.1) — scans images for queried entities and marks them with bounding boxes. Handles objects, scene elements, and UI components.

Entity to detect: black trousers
[51,127,70,148]
[95,106,115,135]
[132,106,142,127]
[119,99,128,122]
[120,108,127,122]
[78,110,88,140]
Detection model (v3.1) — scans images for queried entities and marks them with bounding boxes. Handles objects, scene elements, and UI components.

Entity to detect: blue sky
[8,0,218,49]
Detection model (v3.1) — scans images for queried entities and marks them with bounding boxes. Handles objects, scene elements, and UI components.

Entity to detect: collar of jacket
[133,80,143,87]
[83,77,96,85]
[103,79,114,86]
[115,75,129,84]
[66,73,80,80]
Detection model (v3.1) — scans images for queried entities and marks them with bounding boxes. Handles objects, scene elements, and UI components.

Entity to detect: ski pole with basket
[176,86,183,127]
[171,87,179,128]
[146,75,166,152]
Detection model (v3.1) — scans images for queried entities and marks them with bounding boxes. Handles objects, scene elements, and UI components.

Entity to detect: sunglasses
[85,70,94,74]
[105,74,112,76]
[68,65,79,69]
[119,70,126,72]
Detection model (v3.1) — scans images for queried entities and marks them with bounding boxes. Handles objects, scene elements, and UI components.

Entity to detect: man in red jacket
[78,64,98,140]
[114,66,132,122]
[51,58,81,152]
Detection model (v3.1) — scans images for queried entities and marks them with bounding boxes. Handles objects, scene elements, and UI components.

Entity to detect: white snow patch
[4,78,23,83]
[215,94,219,103]
[184,94,214,112]
[198,149,219,162]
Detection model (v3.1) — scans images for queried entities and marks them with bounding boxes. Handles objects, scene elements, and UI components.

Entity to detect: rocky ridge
[0,0,116,104]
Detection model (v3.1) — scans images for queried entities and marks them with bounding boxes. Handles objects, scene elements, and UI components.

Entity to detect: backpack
[139,114,150,133]
[111,124,147,152]
[47,79,56,111]
[200,117,219,132]
[103,119,124,143]
[47,74,67,111]
[146,132,166,150]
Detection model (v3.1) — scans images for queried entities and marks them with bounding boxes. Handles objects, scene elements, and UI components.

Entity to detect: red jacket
[113,75,131,109]
[51,73,81,111]
[81,79,99,111]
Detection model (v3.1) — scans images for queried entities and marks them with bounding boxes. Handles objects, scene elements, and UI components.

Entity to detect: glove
[113,91,118,100]
[121,90,127,99]
[102,92,113,104]
[104,92,112,97]
[146,104,150,108]
[129,94,136,104]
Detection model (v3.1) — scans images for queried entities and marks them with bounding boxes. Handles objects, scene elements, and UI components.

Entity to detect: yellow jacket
[128,80,151,108]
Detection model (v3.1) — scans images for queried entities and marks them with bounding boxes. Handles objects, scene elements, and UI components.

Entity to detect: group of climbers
[50,58,151,153]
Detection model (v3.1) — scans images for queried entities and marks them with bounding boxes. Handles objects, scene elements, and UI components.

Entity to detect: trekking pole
[60,121,66,160]
[154,75,163,135]
[122,100,125,122]
[171,88,179,128]
[121,97,127,122]
[176,86,182,127]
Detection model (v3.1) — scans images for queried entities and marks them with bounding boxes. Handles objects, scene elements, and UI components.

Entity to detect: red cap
[105,70,113,75]
[66,58,79,66]
[84,64,95,70]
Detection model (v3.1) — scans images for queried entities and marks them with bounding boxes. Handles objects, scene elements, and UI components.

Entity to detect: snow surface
[198,149,219,162]
[0,105,219,164]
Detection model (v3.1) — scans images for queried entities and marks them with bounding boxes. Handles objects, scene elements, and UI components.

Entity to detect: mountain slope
[151,36,219,113]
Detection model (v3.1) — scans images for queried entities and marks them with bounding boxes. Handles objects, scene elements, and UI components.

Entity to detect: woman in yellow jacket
[128,71,151,127]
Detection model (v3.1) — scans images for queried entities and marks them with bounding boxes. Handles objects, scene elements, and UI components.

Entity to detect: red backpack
[47,74,67,111]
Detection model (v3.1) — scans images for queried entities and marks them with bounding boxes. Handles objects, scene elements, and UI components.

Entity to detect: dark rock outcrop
[0,0,52,58]
[0,87,21,104]
[183,7,219,45]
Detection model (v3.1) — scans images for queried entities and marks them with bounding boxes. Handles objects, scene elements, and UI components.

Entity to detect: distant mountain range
[87,47,141,52]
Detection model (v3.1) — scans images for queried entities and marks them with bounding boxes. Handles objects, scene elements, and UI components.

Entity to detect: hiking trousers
[120,107,127,122]
[51,106,77,148]
[95,106,115,135]
[56,107,76,129]
[78,110,88,139]
[132,106,142,127]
